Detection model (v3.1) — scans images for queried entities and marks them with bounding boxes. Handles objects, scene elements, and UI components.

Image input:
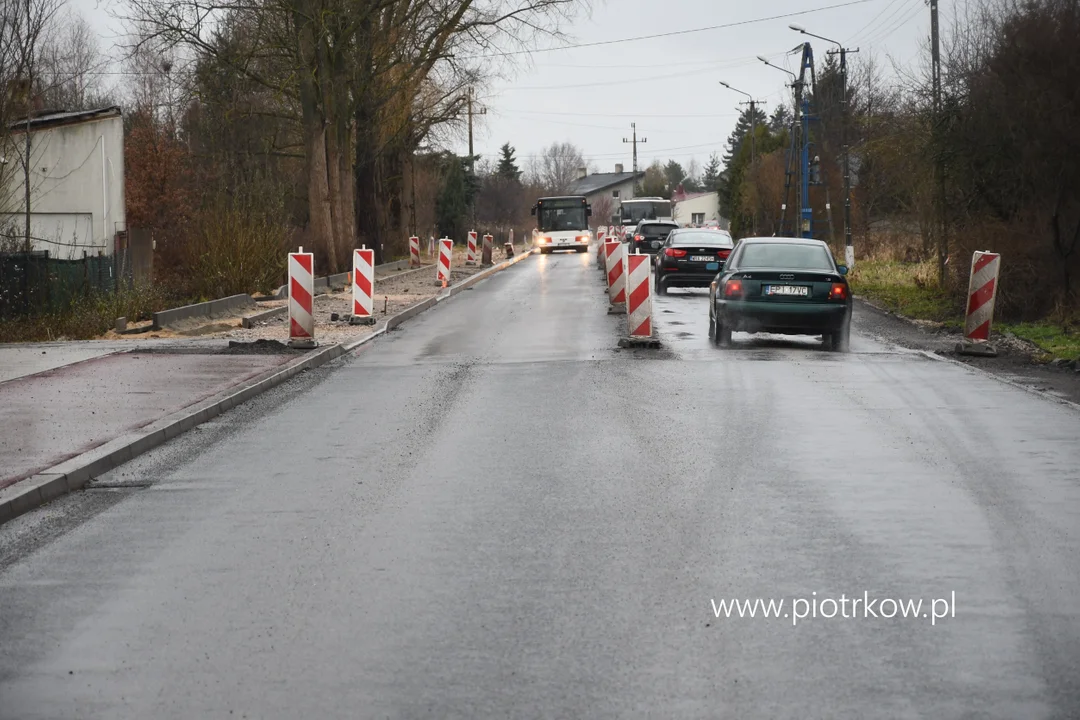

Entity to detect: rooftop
[9,106,122,132]
[566,171,643,196]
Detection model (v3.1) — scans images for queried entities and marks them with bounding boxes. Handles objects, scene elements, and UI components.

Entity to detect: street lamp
[790,24,858,268]
[757,55,797,81]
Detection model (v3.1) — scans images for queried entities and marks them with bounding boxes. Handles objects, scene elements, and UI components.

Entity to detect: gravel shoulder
[96,247,510,346]
[854,296,1080,406]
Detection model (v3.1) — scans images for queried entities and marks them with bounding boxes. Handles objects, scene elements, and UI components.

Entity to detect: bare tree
[38,9,110,111]
[527,140,584,193]
[0,0,63,248]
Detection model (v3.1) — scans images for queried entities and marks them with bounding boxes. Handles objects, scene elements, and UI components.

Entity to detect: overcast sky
[468,0,932,175]
[74,0,932,177]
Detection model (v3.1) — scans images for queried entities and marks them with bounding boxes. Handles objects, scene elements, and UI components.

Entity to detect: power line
[466,0,884,58]
[502,110,742,119]
[845,0,908,43]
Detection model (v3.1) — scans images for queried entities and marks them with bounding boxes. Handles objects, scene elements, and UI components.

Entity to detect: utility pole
[930,0,947,285]
[466,88,485,228]
[827,44,858,267]
[23,0,32,251]
[791,25,858,260]
[623,122,647,180]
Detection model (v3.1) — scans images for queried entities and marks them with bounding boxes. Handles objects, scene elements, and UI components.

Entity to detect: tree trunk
[295,2,338,272]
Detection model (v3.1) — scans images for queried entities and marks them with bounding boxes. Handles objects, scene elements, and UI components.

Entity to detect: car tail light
[634,234,644,242]
[828,283,848,300]
[724,279,744,297]
[718,249,731,259]
[664,248,687,258]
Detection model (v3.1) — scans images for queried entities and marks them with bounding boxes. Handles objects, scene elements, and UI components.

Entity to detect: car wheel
[540,247,550,254]
[656,276,667,295]
[708,312,717,342]
[718,323,732,347]
[831,323,851,352]
[576,246,587,253]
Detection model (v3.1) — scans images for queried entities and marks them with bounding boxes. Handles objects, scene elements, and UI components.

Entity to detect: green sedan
[708,236,853,352]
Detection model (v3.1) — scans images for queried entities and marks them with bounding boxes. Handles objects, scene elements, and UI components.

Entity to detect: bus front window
[539,207,587,232]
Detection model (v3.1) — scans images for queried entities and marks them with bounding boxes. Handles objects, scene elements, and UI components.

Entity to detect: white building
[673,190,721,227]
[2,107,126,260]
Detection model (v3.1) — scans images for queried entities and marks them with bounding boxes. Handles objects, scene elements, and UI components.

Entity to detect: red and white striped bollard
[288,247,316,348]
[409,236,420,267]
[957,250,1001,356]
[626,251,653,338]
[351,246,376,326]
[604,239,626,314]
[466,230,478,265]
[437,238,453,286]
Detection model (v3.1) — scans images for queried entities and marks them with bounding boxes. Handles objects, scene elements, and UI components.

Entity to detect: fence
[0,251,116,319]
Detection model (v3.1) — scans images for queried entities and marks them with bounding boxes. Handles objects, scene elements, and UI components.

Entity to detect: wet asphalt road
[2,248,1080,719]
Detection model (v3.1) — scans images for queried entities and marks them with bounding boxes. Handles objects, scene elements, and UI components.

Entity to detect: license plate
[765,285,809,296]
[706,262,719,270]
[690,256,713,262]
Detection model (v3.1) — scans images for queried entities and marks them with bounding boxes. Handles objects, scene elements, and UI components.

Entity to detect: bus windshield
[538,206,587,232]
[621,201,671,223]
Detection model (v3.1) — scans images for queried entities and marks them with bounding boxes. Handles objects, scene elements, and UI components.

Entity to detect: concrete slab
[0,344,124,384]
[0,351,292,490]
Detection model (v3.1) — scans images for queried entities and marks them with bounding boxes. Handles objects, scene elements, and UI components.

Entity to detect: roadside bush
[0,282,183,342]
[179,198,288,301]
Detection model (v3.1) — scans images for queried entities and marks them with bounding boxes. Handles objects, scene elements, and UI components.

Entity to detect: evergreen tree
[769,104,792,133]
[717,105,768,218]
[701,153,721,190]
[436,154,472,240]
[663,160,685,194]
[496,142,521,182]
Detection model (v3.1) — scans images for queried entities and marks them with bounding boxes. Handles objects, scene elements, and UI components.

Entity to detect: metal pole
[840,48,853,267]
[931,0,947,284]
[801,90,812,238]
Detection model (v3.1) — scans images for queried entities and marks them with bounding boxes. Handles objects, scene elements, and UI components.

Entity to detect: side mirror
[837,265,848,276]
[586,205,592,217]
[530,207,536,216]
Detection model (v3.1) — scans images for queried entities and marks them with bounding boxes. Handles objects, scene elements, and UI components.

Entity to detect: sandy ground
[98,245,521,346]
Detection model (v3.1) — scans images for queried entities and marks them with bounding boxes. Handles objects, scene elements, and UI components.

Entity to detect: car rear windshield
[738,243,835,270]
[672,231,734,247]
[639,224,676,236]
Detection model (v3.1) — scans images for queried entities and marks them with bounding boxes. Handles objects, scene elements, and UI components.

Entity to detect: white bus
[531,195,592,254]
[614,197,673,237]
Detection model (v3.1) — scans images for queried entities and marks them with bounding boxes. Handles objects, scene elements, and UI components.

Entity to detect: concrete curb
[242,306,288,328]
[152,294,255,330]
[0,248,535,526]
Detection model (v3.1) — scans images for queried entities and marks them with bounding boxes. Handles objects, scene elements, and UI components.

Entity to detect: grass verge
[850,259,1079,361]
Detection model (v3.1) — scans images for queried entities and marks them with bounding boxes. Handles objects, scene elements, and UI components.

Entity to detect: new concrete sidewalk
[0,247,537,525]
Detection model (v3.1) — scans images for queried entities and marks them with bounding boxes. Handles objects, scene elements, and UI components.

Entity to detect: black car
[630,221,679,254]
[653,228,735,295]
[708,236,852,351]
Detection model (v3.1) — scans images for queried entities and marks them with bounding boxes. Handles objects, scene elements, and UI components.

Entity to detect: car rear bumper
[632,241,662,254]
[718,300,850,333]
[657,269,720,287]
